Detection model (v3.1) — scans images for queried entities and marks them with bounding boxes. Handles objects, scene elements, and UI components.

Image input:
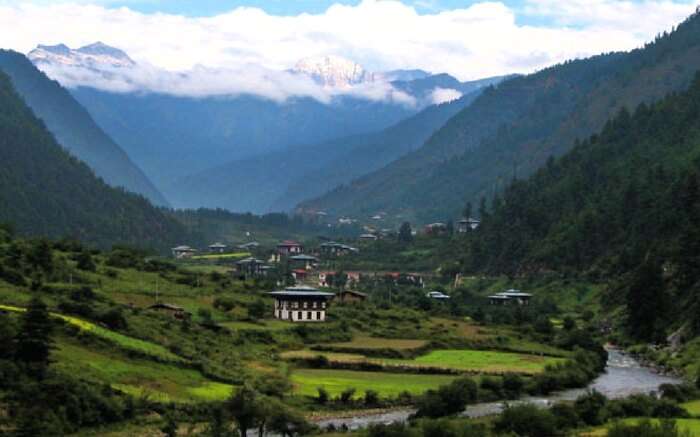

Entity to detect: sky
[0,0,697,101]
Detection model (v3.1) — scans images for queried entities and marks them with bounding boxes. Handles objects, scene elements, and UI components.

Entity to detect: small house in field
[290,254,318,270]
[238,242,260,250]
[172,245,197,259]
[424,222,448,235]
[147,303,192,320]
[488,289,532,305]
[319,242,359,257]
[269,286,335,322]
[234,257,268,279]
[209,242,227,253]
[277,240,303,256]
[336,290,367,304]
[359,234,378,242]
[458,218,481,233]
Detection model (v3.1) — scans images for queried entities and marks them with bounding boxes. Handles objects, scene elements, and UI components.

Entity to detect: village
[166,213,532,324]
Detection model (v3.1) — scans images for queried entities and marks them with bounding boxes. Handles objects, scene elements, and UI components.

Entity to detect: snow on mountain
[292,55,375,88]
[28,42,135,69]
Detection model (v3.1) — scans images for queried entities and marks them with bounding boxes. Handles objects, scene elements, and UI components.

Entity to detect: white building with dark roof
[269,286,335,322]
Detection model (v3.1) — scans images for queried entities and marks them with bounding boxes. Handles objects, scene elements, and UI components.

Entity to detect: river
[315,349,682,431]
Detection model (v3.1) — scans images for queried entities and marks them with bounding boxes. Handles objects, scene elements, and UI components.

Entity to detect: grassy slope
[54,337,233,403]
[291,369,458,398]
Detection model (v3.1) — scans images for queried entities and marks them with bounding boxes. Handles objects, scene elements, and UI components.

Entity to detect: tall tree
[14,297,54,378]
[398,222,413,244]
[626,254,667,342]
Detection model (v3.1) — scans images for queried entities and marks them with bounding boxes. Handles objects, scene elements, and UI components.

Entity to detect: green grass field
[325,336,428,350]
[583,418,700,436]
[683,400,700,417]
[54,338,234,403]
[290,368,458,398]
[283,348,562,375]
[394,349,563,374]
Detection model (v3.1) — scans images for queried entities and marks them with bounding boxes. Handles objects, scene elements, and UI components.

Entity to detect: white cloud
[430,87,462,104]
[0,0,697,100]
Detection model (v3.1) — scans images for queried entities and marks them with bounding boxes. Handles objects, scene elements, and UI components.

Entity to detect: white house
[172,245,197,259]
[269,286,335,322]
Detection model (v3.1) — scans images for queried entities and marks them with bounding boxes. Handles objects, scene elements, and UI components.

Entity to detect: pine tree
[626,254,667,342]
[398,222,413,244]
[15,297,54,379]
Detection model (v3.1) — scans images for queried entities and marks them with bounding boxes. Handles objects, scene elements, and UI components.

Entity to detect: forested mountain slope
[167,91,480,213]
[461,76,700,341]
[0,71,189,249]
[0,51,169,207]
[303,10,700,223]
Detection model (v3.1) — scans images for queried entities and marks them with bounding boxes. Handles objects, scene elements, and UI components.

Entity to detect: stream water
[314,349,682,431]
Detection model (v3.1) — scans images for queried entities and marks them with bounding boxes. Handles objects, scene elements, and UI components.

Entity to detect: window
[322,302,326,309]
[297,311,302,320]
[312,301,317,309]
[303,301,308,309]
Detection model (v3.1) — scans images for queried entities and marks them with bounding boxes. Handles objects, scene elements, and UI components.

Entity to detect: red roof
[292,269,308,274]
[278,240,301,247]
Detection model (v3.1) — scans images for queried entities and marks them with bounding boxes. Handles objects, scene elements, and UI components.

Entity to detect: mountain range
[0,67,188,249]
[0,50,168,206]
[28,42,507,212]
[300,11,700,223]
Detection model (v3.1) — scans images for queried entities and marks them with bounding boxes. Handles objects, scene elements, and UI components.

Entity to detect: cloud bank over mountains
[3,0,697,102]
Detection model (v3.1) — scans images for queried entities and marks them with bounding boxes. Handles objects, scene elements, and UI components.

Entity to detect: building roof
[292,269,308,274]
[339,290,368,297]
[488,295,511,300]
[172,245,196,251]
[427,291,450,299]
[209,242,227,248]
[278,240,302,247]
[238,242,260,248]
[236,257,265,265]
[291,254,318,261]
[147,303,186,311]
[269,286,335,298]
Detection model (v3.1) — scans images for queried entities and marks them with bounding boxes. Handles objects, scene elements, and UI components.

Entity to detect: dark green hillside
[0,50,169,207]
[0,71,188,249]
[304,10,700,223]
[461,75,700,341]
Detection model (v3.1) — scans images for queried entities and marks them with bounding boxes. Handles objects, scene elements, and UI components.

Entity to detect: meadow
[54,337,234,403]
[582,418,700,436]
[290,368,459,398]
[283,348,562,375]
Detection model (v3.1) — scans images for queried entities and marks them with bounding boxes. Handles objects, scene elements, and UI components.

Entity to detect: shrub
[98,308,128,331]
[502,373,524,398]
[316,387,329,405]
[494,404,558,437]
[414,377,477,418]
[364,389,379,406]
[339,387,356,404]
[574,390,608,426]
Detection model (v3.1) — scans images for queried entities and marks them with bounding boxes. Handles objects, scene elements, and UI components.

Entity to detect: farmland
[282,348,563,375]
[53,337,233,403]
[290,368,459,398]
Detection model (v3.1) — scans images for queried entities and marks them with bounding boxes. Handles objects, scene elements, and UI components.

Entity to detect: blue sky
[91,0,537,22]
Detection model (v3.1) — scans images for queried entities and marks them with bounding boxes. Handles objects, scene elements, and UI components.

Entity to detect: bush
[364,389,379,406]
[551,403,580,429]
[339,387,356,404]
[574,390,608,426]
[414,377,478,418]
[213,297,236,312]
[316,387,329,405]
[494,404,558,437]
[98,308,128,331]
[502,373,524,398]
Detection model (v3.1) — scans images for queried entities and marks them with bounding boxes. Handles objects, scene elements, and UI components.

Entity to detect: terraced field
[290,368,459,398]
[324,336,428,351]
[54,338,234,403]
[283,348,563,375]
[0,304,185,363]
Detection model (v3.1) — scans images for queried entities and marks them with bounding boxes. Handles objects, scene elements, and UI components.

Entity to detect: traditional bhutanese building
[268,286,335,322]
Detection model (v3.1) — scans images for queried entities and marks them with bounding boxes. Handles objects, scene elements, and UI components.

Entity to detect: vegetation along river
[315,349,682,431]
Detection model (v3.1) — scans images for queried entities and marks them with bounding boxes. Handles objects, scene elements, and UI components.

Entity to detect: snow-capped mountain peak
[28,42,135,69]
[293,55,374,88]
